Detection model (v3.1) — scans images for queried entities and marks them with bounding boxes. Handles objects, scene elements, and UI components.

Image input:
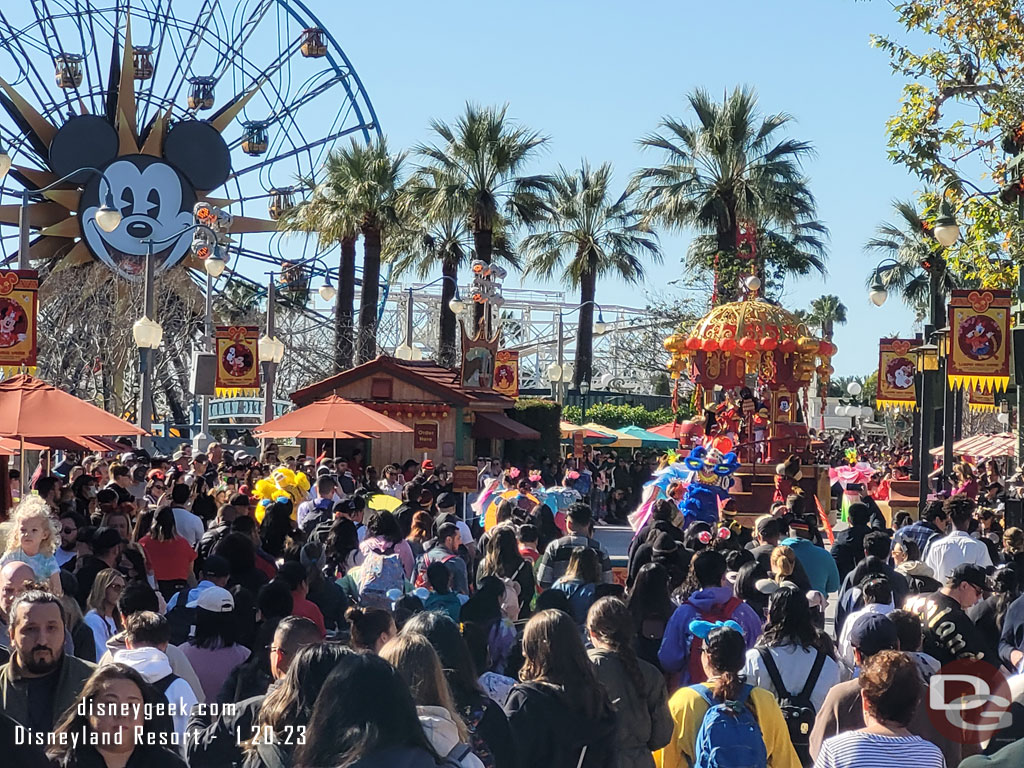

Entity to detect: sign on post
[452,465,478,493]
[414,421,439,451]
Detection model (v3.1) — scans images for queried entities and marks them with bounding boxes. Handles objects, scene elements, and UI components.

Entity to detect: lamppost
[579,378,591,423]
[194,246,228,451]
[133,223,222,446]
[545,301,608,404]
[395,276,465,362]
[835,380,872,428]
[17,166,121,269]
[258,275,286,440]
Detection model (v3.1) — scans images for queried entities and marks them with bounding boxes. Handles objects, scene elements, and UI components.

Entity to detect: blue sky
[322,0,923,376]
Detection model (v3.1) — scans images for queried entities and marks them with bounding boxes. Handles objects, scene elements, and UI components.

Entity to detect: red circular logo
[926,658,1013,744]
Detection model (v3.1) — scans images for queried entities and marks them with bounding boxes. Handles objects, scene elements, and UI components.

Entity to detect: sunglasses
[62,526,77,534]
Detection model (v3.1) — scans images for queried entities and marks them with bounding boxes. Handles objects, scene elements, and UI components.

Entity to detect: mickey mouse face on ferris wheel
[48,114,231,280]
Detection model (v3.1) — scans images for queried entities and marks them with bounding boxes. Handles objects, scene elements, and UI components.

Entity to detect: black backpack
[166,585,196,645]
[757,647,825,767]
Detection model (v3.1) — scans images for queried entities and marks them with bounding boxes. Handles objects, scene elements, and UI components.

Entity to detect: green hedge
[507,399,562,462]
[561,402,686,429]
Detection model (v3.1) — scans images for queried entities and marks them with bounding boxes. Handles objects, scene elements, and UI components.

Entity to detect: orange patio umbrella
[0,437,47,456]
[0,375,147,439]
[254,395,412,452]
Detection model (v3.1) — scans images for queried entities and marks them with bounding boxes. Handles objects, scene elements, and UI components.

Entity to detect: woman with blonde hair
[381,633,484,767]
[770,544,797,584]
[1,495,62,594]
[83,568,125,662]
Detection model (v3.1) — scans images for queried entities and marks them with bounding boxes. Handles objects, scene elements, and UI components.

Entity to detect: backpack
[415,550,460,589]
[756,648,825,767]
[687,597,742,684]
[690,683,768,768]
[358,547,405,608]
[498,561,526,622]
[440,742,474,768]
[166,585,196,645]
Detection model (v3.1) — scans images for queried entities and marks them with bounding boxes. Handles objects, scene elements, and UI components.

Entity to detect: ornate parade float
[661,294,836,525]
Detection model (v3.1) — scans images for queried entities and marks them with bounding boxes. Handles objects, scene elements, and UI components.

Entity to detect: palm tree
[390,196,516,368]
[807,294,848,340]
[319,137,407,364]
[864,199,955,326]
[632,86,827,303]
[521,162,661,387]
[279,179,360,371]
[410,103,551,330]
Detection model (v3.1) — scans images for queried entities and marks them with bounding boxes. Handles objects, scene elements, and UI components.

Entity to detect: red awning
[930,433,1016,460]
[473,412,541,441]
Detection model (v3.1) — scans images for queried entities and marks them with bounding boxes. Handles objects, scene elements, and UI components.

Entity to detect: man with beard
[0,590,94,731]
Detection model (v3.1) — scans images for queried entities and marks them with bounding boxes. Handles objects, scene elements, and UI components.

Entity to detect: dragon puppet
[252,466,311,523]
[629,438,741,534]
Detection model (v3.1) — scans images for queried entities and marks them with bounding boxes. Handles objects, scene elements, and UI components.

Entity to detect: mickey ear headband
[688,619,744,640]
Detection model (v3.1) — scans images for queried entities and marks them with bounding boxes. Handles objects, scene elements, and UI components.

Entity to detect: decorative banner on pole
[876,338,918,410]
[492,350,520,398]
[947,290,1011,392]
[214,325,260,396]
[0,270,38,374]
[966,387,996,412]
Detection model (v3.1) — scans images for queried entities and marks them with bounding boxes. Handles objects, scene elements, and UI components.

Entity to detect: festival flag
[966,387,996,412]
[214,325,260,396]
[947,289,1011,392]
[0,270,38,375]
[492,350,519,397]
[876,338,918,410]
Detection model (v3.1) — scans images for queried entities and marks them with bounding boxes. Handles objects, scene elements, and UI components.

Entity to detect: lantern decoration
[242,121,269,156]
[54,54,84,89]
[132,46,155,80]
[187,76,216,110]
[268,187,296,221]
[300,28,328,58]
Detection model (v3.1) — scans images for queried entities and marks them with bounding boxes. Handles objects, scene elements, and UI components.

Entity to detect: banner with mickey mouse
[215,326,259,397]
[492,350,519,398]
[947,290,1011,393]
[0,270,38,374]
[876,337,918,410]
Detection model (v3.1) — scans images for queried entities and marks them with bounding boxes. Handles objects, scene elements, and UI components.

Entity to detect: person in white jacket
[113,611,199,748]
[381,633,484,768]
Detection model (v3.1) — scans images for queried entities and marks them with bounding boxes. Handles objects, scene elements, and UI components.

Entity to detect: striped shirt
[814,731,945,768]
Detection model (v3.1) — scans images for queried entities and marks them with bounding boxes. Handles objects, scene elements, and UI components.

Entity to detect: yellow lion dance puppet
[252,466,310,523]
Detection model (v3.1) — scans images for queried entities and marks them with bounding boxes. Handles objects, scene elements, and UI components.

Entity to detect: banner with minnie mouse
[876,337,918,410]
[0,270,37,374]
[947,290,1011,393]
[215,325,259,396]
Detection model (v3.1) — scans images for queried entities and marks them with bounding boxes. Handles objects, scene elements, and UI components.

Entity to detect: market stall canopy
[618,425,679,448]
[929,433,1016,460]
[255,395,413,439]
[581,423,642,448]
[0,375,146,439]
[472,412,541,441]
[559,421,617,444]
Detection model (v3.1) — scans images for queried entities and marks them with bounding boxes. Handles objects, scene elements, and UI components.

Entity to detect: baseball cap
[788,517,810,532]
[201,555,230,578]
[119,452,136,465]
[754,515,777,537]
[849,613,899,657]
[92,526,125,552]
[950,563,991,593]
[421,459,435,472]
[436,492,456,509]
[191,585,234,613]
[417,489,435,506]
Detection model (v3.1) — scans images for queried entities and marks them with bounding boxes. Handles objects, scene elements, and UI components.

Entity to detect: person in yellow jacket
[657,621,800,768]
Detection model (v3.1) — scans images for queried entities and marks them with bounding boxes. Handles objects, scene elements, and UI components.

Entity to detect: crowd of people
[0,440,1023,767]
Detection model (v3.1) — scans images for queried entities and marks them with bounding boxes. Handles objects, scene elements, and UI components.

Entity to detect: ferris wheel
[0,0,378,287]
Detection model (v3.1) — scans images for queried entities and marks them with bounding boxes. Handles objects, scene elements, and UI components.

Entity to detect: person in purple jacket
[657,550,762,690]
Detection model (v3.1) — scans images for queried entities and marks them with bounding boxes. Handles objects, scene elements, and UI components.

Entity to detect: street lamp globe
[271,337,286,363]
[562,363,575,383]
[132,317,163,349]
[318,282,336,302]
[743,275,762,291]
[259,334,286,364]
[546,362,563,382]
[95,203,122,233]
[579,380,591,396]
[395,343,421,361]
[868,286,888,307]
[933,221,960,248]
[448,297,466,315]
[997,411,1010,426]
[593,310,608,336]
[204,252,226,277]
[847,381,862,397]
[860,406,874,420]
[835,405,848,417]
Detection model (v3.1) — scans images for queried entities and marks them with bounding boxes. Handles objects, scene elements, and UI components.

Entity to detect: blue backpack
[690,683,768,768]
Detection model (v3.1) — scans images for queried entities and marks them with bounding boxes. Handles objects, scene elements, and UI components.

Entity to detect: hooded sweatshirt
[360,535,415,579]
[658,586,762,686]
[896,560,942,593]
[416,705,485,768]
[113,647,198,744]
[100,631,206,703]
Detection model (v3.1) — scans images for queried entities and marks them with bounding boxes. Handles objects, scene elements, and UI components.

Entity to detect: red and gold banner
[876,338,918,410]
[966,387,996,412]
[0,270,38,373]
[493,350,519,398]
[215,325,259,396]
[948,290,1011,392]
